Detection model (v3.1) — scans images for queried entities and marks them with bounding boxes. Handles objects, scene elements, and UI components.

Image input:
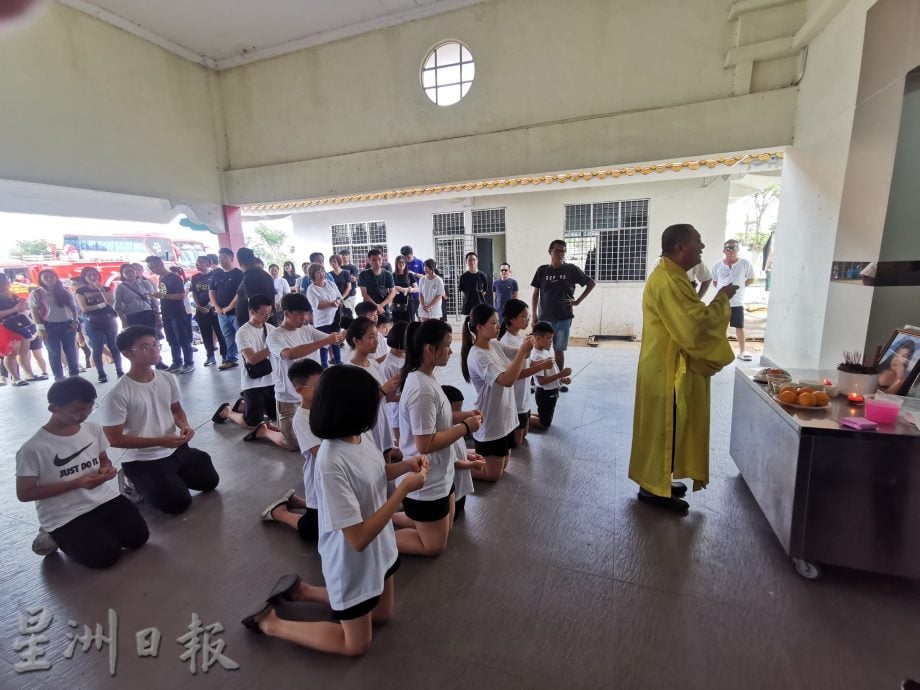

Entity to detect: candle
[848,392,864,404]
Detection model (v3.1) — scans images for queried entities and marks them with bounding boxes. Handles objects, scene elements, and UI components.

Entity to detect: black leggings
[123,445,219,515]
[297,508,319,542]
[51,496,149,569]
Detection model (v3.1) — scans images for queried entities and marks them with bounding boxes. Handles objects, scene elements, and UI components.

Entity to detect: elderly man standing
[629,224,737,514]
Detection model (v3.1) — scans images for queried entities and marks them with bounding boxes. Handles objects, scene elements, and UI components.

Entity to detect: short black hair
[532,321,555,336]
[48,376,97,406]
[145,255,163,265]
[377,313,391,326]
[237,247,256,267]
[548,239,566,252]
[288,358,324,386]
[207,253,219,265]
[387,320,409,349]
[662,224,697,254]
[281,292,310,313]
[248,294,273,311]
[197,255,212,265]
[309,252,324,263]
[367,248,382,258]
[338,248,351,256]
[339,313,354,330]
[355,302,377,317]
[116,325,158,352]
[441,384,464,405]
[310,366,381,439]
[400,245,413,256]
[269,263,280,271]
[465,252,477,260]
[218,247,234,257]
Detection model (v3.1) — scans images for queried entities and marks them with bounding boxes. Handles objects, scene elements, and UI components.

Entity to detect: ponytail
[460,303,497,382]
[400,320,452,390]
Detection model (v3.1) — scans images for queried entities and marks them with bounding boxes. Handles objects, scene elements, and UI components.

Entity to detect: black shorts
[535,387,559,427]
[29,336,42,351]
[331,558,401,621]
[402,486,455,522]
[730,306,744,329]
[474,430,516,457]
[242,385,277,426]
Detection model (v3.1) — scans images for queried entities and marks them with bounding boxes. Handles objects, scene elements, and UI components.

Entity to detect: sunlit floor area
[2,345,918,689]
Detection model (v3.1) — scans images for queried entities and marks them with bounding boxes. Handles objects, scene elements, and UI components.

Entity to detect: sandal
[241,603,274,633]
[232,398,244,414]
[266,573,302,604]
[13,380,29,387]
[260,489,296,522]
[243,422,266,442]
[211,402,230,424]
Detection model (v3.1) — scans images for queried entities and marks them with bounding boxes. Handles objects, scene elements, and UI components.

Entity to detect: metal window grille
[471,208,506,235]
[421,42,475,106]
[432,211,465,236]
[563,200,649,282]
[331,221,389,266]
[434,235,475,317]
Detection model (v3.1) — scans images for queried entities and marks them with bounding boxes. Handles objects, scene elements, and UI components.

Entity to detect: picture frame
[877,329,920,396]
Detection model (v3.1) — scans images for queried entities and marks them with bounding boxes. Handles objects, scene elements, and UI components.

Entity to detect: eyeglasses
[724,246,739,252]
[128,343,162,353]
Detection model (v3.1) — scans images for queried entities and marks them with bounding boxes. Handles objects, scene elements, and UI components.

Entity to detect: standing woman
[74,267,123,383]
[393,320,482,556]
[305,263,344,367]
[328,255,353,315]
[0,274,38,386]
[391,256,417,324]
[460,303,535,482]
[418,259,446,322]
[282,261,299,289]
[114,264,157,329]
[29,270,80,381]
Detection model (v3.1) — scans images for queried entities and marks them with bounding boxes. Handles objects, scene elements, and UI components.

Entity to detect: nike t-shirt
[16,422,120,531]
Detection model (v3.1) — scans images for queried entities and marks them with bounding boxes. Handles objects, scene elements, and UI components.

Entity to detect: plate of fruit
[773,385,831,410]
[754,367,790,383]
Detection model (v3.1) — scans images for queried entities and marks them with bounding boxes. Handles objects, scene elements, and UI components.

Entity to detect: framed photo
[877,329,920,395]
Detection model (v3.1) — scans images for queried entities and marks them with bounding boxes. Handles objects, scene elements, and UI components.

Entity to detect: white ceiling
[59,0,487,70]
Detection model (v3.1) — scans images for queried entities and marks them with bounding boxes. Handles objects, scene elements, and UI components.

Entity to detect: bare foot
[257,608,280,635]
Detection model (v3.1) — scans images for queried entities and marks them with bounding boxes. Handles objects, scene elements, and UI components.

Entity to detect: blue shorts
[549,318,573,352]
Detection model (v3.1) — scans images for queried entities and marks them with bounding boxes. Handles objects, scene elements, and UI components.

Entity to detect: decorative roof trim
[241,151,784,213]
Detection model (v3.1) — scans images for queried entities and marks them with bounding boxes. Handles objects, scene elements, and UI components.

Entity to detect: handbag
[244,325,273,378]
[2,312,36,339]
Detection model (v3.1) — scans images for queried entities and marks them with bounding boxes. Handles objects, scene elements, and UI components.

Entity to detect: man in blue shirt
[401,245,425,321]
[492,262,518,319]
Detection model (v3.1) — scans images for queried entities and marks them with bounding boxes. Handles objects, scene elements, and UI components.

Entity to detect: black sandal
[267,573,302,604]
[211,402,230,424]
[241,603,273,633]
[243,422,266,442]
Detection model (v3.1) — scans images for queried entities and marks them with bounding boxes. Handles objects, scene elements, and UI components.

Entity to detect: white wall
[289,176,730,338]
[219,0,797,204]
[0,3,223,205]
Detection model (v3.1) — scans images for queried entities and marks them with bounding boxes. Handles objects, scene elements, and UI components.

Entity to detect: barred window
[432,212,465,236]
[331,221,389,265]
[563,200,649,281]
[471,208,505,235]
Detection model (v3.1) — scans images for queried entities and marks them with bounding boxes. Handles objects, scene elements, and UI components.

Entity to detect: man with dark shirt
[530,239,596,384]
[401,245,424,320]
[208,248,242,369]
[492,262,519,319]
[189,256,227,367]
[458,252,489,315]
[145,255,194,373]
[357,248,396,315]
[235,247,277,327]
[337,249,360,311]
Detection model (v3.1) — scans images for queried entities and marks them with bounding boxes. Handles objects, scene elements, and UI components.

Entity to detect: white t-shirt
[16,422,121,531]
[292,406,322,509]
[267,325,328,403]
[381,352,405,429]
[315,434,398,611]
[687,261,713,284]
[346,358,393,452]
[397,371,454,501]
[235,321,276,390]
[98,371,181,462]
[375,335,390,361]
[306,281,342,327]
[273,276,290,306]
[711,258,754,307]
[418,275,446,319]
[534,347,561,390]
[499,330,532,414]
[452,440,475,500]
[466,342,518,442]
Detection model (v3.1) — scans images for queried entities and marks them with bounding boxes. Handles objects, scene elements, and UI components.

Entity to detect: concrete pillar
[219,205,245,252]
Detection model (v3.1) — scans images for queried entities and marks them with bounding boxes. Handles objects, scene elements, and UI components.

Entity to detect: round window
[421,41,474,106]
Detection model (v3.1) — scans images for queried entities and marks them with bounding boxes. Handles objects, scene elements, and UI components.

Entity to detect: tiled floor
[1,346,918,689]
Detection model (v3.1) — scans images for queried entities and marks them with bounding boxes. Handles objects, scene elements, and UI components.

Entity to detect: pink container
[864,396,902,424]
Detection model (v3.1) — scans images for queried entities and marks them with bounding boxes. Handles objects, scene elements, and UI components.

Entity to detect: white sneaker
[737,352,753,361]
[31,528,58,556]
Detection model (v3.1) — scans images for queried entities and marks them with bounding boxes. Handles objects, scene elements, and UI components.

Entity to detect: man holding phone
[711,240,755,361]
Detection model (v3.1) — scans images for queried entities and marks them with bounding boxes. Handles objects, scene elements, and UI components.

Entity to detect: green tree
[735,183,779,270]
[243,223,295,268]
[9,238,50,258]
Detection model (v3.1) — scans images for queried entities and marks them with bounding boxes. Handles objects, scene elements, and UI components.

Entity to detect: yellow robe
[628,257,734,496]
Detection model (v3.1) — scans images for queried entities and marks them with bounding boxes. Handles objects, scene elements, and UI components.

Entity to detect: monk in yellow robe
[629,224,738,514]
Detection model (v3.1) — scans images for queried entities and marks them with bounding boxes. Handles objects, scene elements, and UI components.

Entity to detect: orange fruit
[779,386,796,396]
[797,387,815,395]
[797,392,816,407]
[814,392,829,406]
[779,390,797,404]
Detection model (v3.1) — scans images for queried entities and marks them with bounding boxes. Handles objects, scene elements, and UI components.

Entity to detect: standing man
[711,240,755,361]
[189,256,227,367]
[357,247,396,316]
[401,245,425,321]
[492,262,518,318]
[338,249,360,312]
[235,247,277,327]
[629,224,737,514]
[208,248,242,370]
[145,256,194,373]
[458,252,489,315]
[530,240,596,387]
